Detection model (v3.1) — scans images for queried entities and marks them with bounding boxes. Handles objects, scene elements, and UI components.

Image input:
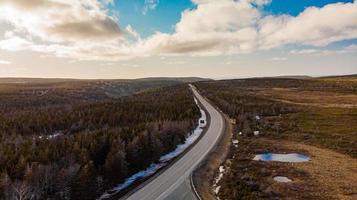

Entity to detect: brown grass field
[195,75,357,200]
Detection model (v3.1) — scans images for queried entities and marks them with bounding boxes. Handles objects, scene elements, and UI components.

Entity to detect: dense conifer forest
[0,81,200,199]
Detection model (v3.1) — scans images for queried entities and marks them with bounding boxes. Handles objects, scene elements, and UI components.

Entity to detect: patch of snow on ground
[214,185,221,194]
[273,176,292,183]
[98,97,207,200]
[214,165,225,188]
[99,163,166,199]
[232,140,239,147]
[38,131,63,140]
[219,166,225,173]
[253,153,310,162]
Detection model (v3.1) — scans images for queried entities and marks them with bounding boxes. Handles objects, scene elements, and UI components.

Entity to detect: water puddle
[253,153,310,163]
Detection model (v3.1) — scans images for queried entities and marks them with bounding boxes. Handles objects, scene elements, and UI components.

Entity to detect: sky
[0,0,356,79]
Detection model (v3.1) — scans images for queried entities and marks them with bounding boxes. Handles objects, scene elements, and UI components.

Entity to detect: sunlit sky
[0,0,356,79]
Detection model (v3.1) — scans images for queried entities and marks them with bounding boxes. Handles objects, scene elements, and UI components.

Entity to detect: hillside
[0,77,209,114]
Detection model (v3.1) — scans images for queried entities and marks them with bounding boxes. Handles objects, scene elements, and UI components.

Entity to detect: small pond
[253,153,310,163]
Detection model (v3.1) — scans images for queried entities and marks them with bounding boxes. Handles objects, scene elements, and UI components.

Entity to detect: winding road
[122,85,225,200]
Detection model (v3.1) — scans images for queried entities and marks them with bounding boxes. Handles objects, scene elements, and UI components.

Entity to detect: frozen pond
[98,97,207,200]
[273,176,292,183]
[253,153,310,163]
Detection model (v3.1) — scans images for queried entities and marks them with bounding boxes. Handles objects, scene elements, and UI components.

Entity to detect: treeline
[0,79,186,114]
[0,85,200,199]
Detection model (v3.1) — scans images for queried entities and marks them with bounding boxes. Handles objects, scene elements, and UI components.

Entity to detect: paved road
[123,85,225,200]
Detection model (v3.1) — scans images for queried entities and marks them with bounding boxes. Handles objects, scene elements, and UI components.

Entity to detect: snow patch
[213,165,225,195]
[38,131,63,140]
[214,185,221,194]
[99,163,166,199]
[273,176,292,183]
[232,139,239,148]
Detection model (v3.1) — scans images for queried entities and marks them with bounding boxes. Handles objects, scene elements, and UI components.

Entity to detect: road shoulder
[192,97,233,200]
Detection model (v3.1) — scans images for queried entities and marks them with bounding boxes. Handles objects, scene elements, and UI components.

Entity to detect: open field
[196,75,357,199]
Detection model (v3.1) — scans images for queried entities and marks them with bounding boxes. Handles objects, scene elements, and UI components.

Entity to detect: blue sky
[112,0,195,37]
[112,0,355,37]
[265,0,353,15]
[0,0,356,79]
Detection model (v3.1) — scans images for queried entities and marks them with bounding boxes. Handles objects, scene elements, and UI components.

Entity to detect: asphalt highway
[123,85,225,200]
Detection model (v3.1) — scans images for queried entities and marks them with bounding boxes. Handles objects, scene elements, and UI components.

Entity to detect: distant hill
[135,77,211,83]
[270,75,312,79]
[0,77,212,108]
[317,74,357,81]
[250,75,312,80]
[0,77,211,84]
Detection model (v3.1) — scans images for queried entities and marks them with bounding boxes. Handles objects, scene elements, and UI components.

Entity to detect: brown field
[195,75,357,200]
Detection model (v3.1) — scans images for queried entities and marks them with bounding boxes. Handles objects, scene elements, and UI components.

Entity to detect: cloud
[0,60,11,65]
[0,0,357,61]
[137,0,357,57]
[0,0,68,10]
[345,44,357,51]
[0,0,122,43]
[289,46,357,57]
[271,57,287,61]
[142,0,159,15]
[46,18,121,42]
[258,2,357,48]
[289,49,319,55]
[0,36,33,51]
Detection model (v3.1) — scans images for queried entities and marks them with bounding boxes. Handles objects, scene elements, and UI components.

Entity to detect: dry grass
[258,88,357,108]
[218,138,357,200]
[196,77,357,199]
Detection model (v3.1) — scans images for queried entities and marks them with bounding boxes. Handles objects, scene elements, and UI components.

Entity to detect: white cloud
[0,0,357,61]
[0,60,11,65]
[0,36,32,51]
[271,57,287,61]
[290,49,319,55]
[0,0,122,43]
[259,2,357,48]
[289,46,357,57]
[345,44,357,51]
[142,0,159,15]
[165,60,187,65]
[137,0,357,57]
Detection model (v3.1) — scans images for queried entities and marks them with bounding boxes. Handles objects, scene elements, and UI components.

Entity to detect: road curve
[122,85,225,200]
